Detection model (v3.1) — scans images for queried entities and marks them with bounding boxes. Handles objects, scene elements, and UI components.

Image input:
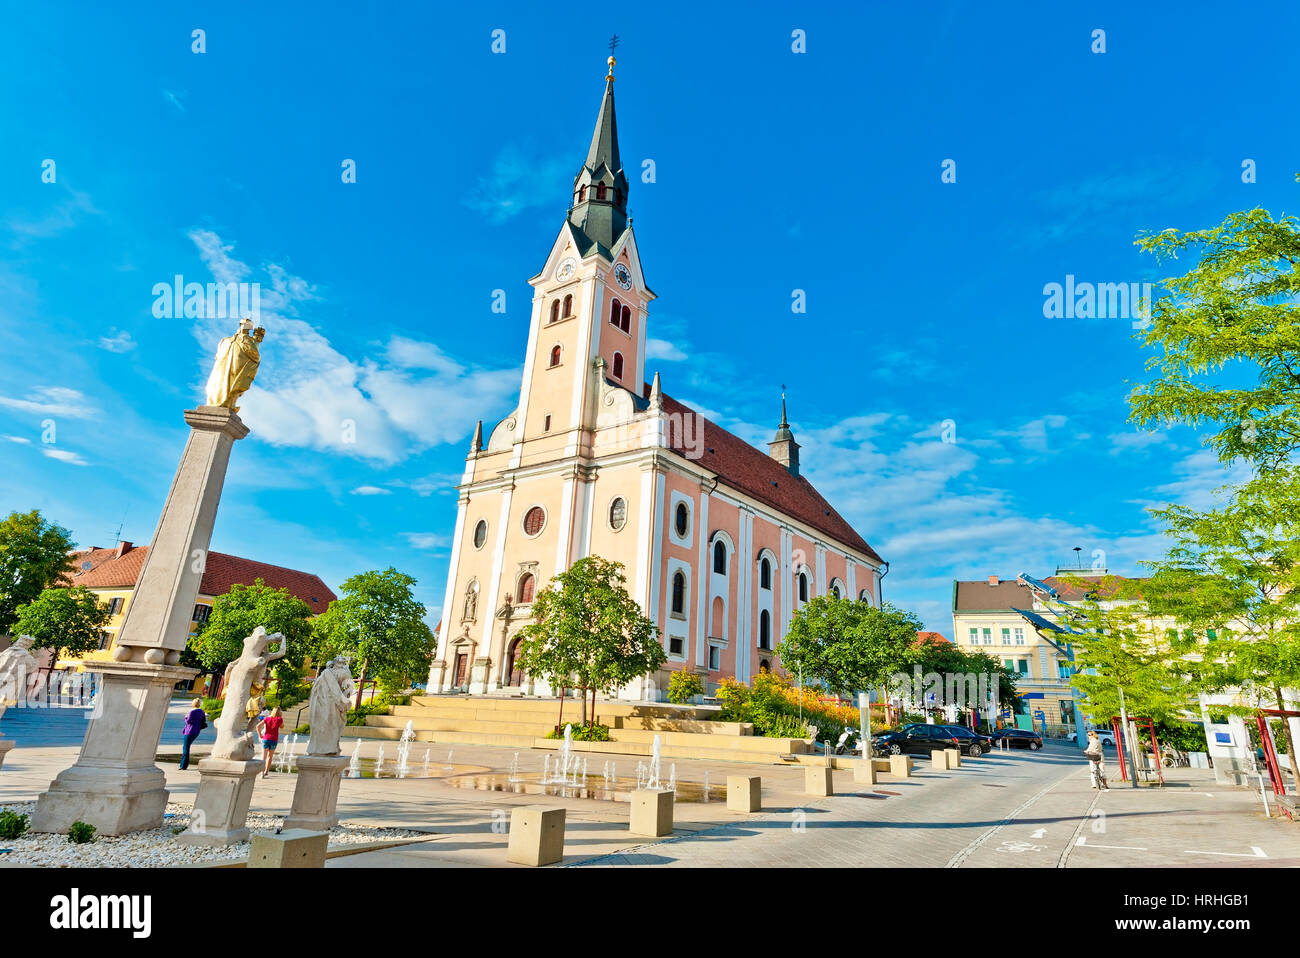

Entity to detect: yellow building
[62,540,336,670]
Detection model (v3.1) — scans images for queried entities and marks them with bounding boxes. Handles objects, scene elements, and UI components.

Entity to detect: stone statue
[306,658,355,756]
[0,636,39,728]
[205,318,266,412]
[211,627,286,761]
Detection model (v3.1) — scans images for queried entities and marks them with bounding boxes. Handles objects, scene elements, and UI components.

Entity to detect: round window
[674,502,689,538]
[523,506,546,536]
[609,497,627,531]
[473,520,488,549]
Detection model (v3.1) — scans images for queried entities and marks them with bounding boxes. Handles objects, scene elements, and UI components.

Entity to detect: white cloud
[462,145,569,224]
[3,435,31,444]
[6,188,102,244]
[98,329,136,353]
[350,485,391,496]
[646,338,687,362]
[42,447,88,466]
[186,230,519,463]
[403,532,449,550]
[0,386,98,419]
[1108,429,1170,454]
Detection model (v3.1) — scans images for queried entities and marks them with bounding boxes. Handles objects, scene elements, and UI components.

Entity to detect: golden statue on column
[205,318,265,412]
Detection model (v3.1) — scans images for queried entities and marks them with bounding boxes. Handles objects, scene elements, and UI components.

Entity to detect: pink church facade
[427,59,885,700]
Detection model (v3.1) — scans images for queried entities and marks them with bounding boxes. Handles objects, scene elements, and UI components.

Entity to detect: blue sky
[1,2,1296,633]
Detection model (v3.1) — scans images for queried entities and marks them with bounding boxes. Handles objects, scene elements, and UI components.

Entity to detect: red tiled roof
[67,543,336,611]
[915,631,952,646]
[953,574,1142,611]
[652,390,881,562]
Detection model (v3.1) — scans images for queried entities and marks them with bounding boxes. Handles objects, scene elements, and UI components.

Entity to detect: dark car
[936,725,994,757]
[990,727,1044,751]
[872,725,962,756]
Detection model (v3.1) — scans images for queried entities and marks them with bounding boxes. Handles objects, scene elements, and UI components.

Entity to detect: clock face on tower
[555,257,577,282]
[613,263,632,290]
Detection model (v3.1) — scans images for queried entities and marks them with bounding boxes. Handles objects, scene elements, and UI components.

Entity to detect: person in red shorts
[258,707,284,778]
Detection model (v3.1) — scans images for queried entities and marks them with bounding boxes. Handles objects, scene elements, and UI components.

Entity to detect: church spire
[768,387,800,476]
[567,53,629,255]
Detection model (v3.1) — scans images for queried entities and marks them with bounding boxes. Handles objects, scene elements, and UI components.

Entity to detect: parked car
[1067,729,1115,746]
[936,725,994,757]
[989,727,1044,750]
[872,725,962,756]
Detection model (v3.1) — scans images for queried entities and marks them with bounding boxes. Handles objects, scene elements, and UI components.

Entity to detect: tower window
[671,571,686,617]
[759,557,771,590]
[549,300,560,324]
[620,305,630,332]
[713,540,727,575]
[609,497,627,531]
[563,294,573,317]
[597,183,607,200]
[549,345,561,368]
[674,502,689,538]
[543,415,551,431]
[759,610,771,650]
[473,519,488,549]
[609,298,621,326]
[517,573,535,604]
[798,572,808,603]
[523,506,546,537]
[612,352,624,380]
[579,186,586,202]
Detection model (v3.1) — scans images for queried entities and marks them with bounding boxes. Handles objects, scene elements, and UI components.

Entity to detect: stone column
[31,407,248,835]
[283,755,350,831]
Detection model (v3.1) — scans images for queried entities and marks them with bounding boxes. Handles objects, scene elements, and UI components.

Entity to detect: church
[427,57,885,700]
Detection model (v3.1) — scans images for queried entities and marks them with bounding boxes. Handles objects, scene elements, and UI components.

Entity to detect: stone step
[345,725,537,748]
[365,713,556,733]
[609,728,807,753]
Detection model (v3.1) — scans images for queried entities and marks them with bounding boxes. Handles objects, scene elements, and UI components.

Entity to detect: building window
[563,294,573,317]
[107,597,124,616]
[968,627,979,645]
[1001,628,1011,645]
[543,415,551,431]
[713,540,727,574]
[1057,661,1071,679]
[759,610,771,650]
[982,628,992,645]
[523,506,546,537]
[671,571,686,617]
[473,519,488,549]
[549,300,560,324]
[579,185,586,202]
[759,557,771,590]
[609,497,627,531]
[549,345,561,368]
[859,588,871,602]
[597,183,607,200]
[609,298,621,326]
[1014,627,1025,645]
[711,596,725,638]
[191,603,211,625]
[620,304,630,332]
[674,502,689,538]
[829,579,843,600]
[1017,659,1030,677]
[612,352,624,379]
[798,572,808,603]
[669,635,684,656]
[709,645,721,671]
[517,573,535,604]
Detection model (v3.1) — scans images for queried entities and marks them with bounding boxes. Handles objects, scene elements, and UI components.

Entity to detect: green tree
[189,579,313,680]
[12,586,111,661]
[778,597,922,699]
[0,510,77,636]
[309,568,435,702]
[514,556,665,728]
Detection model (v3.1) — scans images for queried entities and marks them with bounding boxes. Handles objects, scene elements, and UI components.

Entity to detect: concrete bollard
[630,789,674,837]
[889,755,912,778]
[805,765,834,796]
[507,806,566,866]
[247,829,329,868]
[931,749,950,770]
[946,748,961,768]
[853,761,876,785]
[727,775,762,812]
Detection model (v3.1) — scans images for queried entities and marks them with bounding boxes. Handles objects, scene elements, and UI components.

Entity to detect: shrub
[667,670,704,705]
[714,672,885,743]
[293,724,311,735]
[0,809,30,840]
[346,702,389,726]
[545,722,610,742]
[202,696,224,720]
[67,821,96,844]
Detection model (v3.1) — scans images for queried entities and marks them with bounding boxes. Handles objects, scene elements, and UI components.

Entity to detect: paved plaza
[2,711,1296,868]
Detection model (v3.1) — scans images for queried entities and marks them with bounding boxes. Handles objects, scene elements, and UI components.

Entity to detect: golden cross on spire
[607,34,619,80]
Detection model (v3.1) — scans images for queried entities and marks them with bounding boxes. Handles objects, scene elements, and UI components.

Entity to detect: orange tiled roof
[66,543,336,611]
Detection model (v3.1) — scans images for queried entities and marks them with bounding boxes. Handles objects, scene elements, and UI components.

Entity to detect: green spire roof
[567,57,630,256]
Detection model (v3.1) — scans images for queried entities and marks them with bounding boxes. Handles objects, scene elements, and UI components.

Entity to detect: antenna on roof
[111,506,128,544]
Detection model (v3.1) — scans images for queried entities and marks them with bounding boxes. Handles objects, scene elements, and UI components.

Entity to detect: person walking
[1084,729,1109,789]
[179,698,208,770]
[258,706,284,778]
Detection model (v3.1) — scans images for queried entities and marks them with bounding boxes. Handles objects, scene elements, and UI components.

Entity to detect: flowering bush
[716,672,884,743]
[667,670,704,705]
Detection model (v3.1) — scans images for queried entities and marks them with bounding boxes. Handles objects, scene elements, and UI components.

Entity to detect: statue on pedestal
[306,658,356,756]
[211,627,286,761]
[0,636,39,729]
[205,318,266,412]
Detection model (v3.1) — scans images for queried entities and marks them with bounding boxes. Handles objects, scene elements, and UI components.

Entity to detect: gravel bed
[0,803,428,867]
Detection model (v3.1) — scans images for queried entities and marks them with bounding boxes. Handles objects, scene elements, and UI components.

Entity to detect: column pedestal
[426,661,447,693]
[175,757,262,847]
[283,755,350,831]
[469,657,492,695]
[0,740,13,769]
[31,661,195,835]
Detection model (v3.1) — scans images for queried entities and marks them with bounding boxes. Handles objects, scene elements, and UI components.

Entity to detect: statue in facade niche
[205,317,265,412]
[211,627,286,761]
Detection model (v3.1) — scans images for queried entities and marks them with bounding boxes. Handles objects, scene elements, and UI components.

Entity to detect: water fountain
[348,738,362,779]
[646,734,663,789]
[610,761,617,785]
[508,752,522,783]
[542,754,551,784]
[667,763,676,792]
[422,748,431,775]
[443,748,455,770]
[375,743,385,775]
[396,721,415,776]
[635,761,647,789]
[703,770,709,801]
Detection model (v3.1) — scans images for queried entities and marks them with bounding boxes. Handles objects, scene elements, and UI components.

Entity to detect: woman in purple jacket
[180,698,208,770]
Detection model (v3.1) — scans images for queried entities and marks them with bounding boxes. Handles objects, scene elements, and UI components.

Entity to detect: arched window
[759,660,770,673]
[620,304,631,332]
[671,571,686,616]
[674,502,689,538]
[711,596,725,637]
[760,610,771,649]
[517,573,535,604]
[798,571,809,603]
[609,298,621,326]
[612,352,624,379]
[549,345,561,367]
[759,557,771,590]
[549,300,560,324]
[713,540,727,575]
[830,579,843,600]
[579,185,586,202]
[859,589,871,603]
[597,183,607,200]
[562,294,573,317]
